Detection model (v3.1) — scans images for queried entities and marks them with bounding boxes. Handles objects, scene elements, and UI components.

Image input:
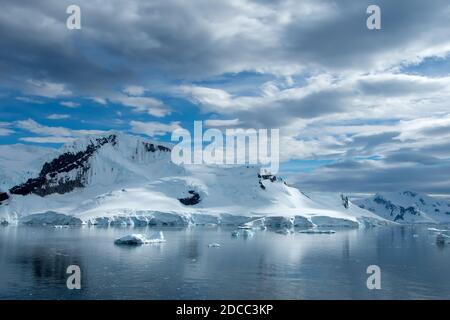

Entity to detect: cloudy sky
[1,0,450,194]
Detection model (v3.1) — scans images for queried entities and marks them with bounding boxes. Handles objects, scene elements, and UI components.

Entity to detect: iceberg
[114,232,165,245]
[208,243,221,248]
[114,234,149,245]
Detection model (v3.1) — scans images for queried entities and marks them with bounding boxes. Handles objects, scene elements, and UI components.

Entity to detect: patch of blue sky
[401,55,450,77]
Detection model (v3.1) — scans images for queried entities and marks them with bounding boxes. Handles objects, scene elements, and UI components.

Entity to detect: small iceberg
[208,243,221,248]
[114,232,165,245]
[298,229,336,234]
[231,230,240,237]
[53,225,70,229]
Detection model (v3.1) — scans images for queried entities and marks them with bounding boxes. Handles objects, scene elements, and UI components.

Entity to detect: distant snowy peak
[354,191,450,223]
[6,133,174,198]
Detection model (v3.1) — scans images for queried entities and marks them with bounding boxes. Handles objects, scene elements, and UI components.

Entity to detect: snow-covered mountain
[354,191,450,224]
[0,132,388,227]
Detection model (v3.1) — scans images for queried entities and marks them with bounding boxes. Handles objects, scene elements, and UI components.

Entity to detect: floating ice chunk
[114,234,149,245]
[114,232,165,245]
[231,230,240,237]
[53,225,70,229]
[208,243,221,248]
[298,229,336,234]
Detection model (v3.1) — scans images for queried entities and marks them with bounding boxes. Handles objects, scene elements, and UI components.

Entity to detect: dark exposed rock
[158,145,171,152]
[257,173,281,191]
[179,190,201,205]
[403,191,417,198]
[373,195,397,215]
[373,194,420,220]
[0,192,9,203]
[258,173,278,182]
[341,194,349,209]
[143,142,171,153]
[9,135,116,197]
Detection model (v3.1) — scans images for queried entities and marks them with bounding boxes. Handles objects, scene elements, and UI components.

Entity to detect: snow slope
[0,132,388,228]
[354,191,450,224]
[0,144,55,191]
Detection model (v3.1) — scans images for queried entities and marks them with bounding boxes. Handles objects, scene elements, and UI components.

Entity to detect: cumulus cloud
[16,119,107,143]
[24,80,71,98]
[0,122,14,136]
[112,95,170,117]
[123,86,146,96]
[46,114,71,120]
[130,120,181,137]
[19,136,76,144]
[60,101,80,108]
[204,118,242,127]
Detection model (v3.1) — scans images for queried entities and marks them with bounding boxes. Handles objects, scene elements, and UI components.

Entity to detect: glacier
[0,132,407,228]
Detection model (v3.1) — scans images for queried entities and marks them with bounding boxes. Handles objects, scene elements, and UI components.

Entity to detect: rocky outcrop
[258,172,282,190]
[341,194,349,209]
[142,142,171,153]
[0,192,9,203]
[179,190,201,205]
[9,135,117,197]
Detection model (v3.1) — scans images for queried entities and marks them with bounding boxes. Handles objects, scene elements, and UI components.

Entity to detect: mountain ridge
[0,133,436,227]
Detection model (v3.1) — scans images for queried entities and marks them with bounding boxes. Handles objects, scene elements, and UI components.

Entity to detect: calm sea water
[0,224,449,300]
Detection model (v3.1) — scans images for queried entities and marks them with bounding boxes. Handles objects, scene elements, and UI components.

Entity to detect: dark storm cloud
[347,131,400,153]
[1,0,449,97]
[282,0,450,70]
[383,150,442,166]
[292,159,450,194]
